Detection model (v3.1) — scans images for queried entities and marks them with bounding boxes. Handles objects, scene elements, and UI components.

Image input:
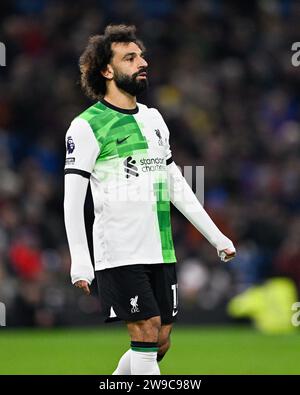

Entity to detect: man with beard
[64,24,236,375]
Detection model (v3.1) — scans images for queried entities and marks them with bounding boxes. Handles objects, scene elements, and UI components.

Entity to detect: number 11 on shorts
[171,284,178,316]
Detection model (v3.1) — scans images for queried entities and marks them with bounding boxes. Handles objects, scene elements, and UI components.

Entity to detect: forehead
[111,42,142,59]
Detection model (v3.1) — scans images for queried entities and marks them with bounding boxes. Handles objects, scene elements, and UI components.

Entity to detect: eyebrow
[122,52,145,60]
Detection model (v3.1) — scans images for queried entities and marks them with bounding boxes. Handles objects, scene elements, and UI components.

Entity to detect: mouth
[137,72,147,78]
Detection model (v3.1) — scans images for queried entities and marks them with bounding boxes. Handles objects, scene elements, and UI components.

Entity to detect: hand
[219,248,236,262]
[74,280,90,295]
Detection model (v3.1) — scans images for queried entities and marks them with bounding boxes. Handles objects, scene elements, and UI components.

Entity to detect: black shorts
[95,263,178,324]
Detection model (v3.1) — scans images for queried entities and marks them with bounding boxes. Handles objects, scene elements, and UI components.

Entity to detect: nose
[140,56,148,68]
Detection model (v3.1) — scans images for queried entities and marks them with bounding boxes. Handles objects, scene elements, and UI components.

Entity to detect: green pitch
[0,326,299,374]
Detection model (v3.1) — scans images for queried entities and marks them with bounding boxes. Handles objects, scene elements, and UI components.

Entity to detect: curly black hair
[79,24,145,100]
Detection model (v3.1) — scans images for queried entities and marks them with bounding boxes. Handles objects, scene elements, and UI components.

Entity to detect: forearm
[168,161,234,252]
[64,174,94,284]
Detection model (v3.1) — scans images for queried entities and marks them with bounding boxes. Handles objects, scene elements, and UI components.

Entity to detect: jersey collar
[100,98,139,114]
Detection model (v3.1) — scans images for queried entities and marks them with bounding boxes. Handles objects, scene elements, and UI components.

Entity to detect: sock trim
[131,347,159,352]
[131,341,158,352]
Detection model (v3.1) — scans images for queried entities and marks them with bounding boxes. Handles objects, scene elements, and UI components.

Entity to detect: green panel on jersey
[153,181,176,263]
[78,101,148,161]
[99,114,148,160]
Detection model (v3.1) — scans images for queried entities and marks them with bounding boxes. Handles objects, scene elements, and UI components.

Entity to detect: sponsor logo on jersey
[123,156,166,177]
[124,156,139,178]
[66,136,75,154]
[140,157,165,172]
[130,295,140,313]
[155,129,164,146]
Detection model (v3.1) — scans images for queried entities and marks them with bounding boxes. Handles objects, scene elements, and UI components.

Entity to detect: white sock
[130,343,160,375]
[112,349,132,375]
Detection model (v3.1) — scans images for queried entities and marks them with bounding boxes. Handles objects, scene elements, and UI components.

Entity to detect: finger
[226,252,236,258]
[224,252,236,262]
[83,285,90,295]
[225,256,234,262]
[224,248,236,255]
[75,281,85,289]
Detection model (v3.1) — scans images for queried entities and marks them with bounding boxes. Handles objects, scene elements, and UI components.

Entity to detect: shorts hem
[104,312,160,324]
[161,317,178,325]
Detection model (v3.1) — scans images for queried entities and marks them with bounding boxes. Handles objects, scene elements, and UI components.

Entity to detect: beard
[113,68,148,96]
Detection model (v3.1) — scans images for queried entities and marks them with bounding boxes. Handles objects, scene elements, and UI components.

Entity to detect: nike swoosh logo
[172,310,178,317]
[116,136,130,145]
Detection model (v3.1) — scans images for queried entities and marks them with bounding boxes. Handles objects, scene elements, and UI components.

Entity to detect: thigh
[150,263,179,324]
[126,315,161,342]
[96,264,161,323]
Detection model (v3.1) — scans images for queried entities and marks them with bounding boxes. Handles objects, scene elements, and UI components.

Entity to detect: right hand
[74,280,90,295]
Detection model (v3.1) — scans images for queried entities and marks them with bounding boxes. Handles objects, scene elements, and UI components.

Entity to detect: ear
[101,64,113,80]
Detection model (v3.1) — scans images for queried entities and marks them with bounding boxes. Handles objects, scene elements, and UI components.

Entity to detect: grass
[0,325,299,374]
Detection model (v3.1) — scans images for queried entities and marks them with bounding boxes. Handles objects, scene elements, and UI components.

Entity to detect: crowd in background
[0,0,299,326]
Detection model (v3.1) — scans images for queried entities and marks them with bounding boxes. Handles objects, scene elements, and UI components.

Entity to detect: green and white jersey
[64,99,176,271]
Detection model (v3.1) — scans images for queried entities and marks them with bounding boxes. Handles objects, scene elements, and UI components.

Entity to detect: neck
[104,88,137,110]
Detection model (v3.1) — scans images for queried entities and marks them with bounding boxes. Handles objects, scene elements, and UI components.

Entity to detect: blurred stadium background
[0,0,300,374]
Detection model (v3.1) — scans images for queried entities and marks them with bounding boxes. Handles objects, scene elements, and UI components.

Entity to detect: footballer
[64,24,236,375]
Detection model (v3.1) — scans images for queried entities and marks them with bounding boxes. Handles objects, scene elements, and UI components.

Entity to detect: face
[105,42,149,96]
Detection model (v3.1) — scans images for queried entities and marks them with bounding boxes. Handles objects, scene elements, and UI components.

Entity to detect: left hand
[218,248,236,262]
[74,280,90,295]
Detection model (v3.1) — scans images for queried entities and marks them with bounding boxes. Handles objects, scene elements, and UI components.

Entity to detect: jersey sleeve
[64,117,100,177]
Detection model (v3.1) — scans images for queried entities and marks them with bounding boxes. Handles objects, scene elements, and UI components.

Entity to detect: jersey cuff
[166,157,173,165]
[64,168,91,179]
